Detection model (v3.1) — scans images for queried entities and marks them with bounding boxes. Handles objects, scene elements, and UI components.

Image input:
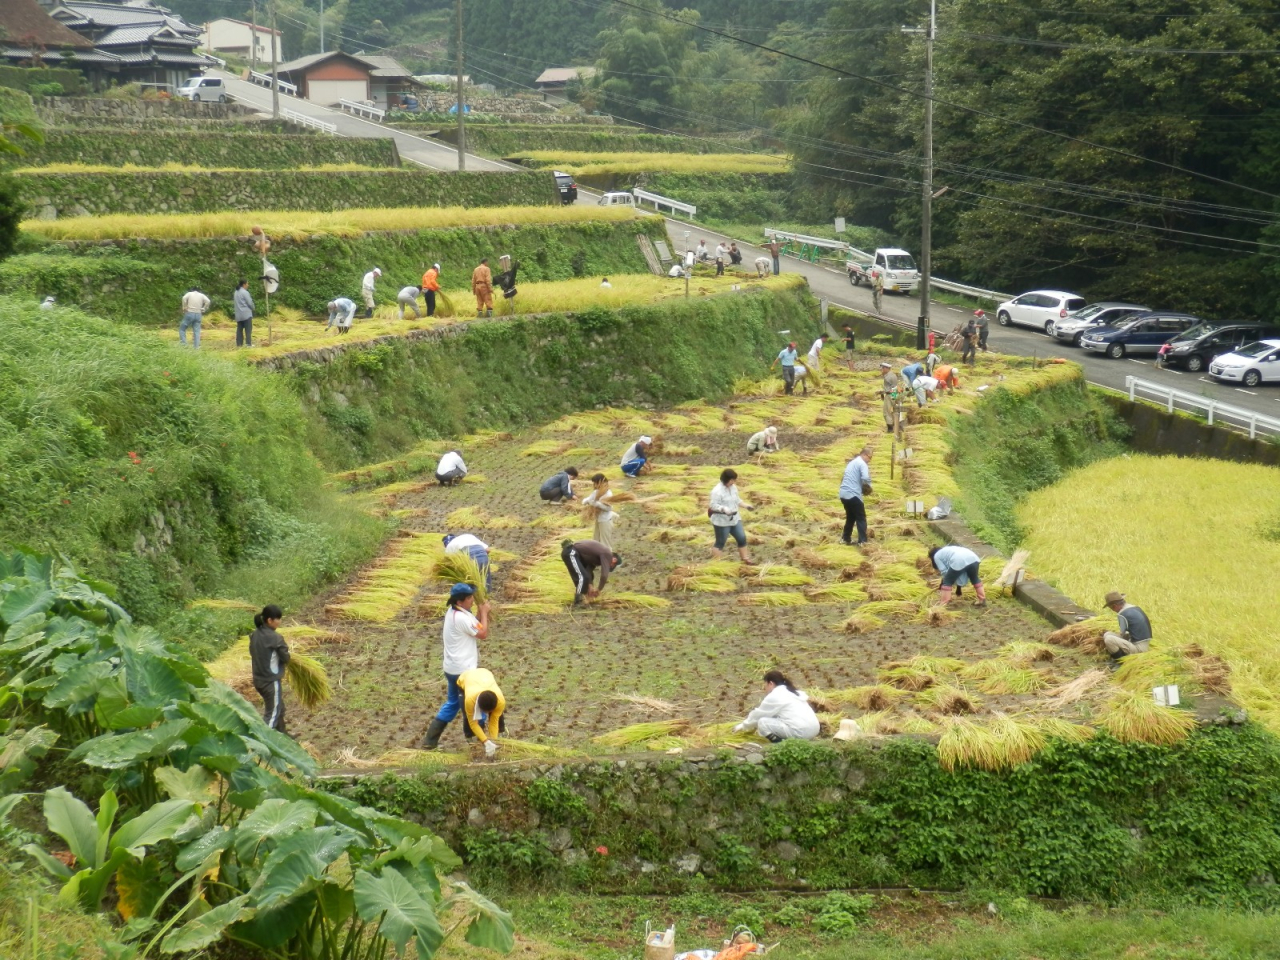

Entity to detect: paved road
[215,70,512,172]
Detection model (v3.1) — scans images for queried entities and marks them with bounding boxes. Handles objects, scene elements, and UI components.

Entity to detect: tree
[0,176,22,262]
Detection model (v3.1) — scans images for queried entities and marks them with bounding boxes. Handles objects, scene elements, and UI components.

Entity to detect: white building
[200,17,280,63]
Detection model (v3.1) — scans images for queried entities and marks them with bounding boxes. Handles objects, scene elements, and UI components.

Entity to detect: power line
[951,30,1280,55]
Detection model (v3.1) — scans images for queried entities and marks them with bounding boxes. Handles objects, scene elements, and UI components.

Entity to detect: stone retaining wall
[35,96,257,121]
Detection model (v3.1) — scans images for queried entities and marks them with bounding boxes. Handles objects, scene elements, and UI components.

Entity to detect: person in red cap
[974,309,990,352]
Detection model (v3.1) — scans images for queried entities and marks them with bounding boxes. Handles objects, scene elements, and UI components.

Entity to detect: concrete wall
[35,96,256,120]
[1103,395,1280,467]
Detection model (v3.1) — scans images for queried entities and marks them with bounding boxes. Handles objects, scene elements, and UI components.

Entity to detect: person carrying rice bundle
[734,670,820,742]
[442,533,491,590]
[582,473,618,551]
[249,604,290,733]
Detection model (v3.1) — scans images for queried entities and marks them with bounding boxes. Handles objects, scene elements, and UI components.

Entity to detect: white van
[177,76,226,102]
[597,191,635,208]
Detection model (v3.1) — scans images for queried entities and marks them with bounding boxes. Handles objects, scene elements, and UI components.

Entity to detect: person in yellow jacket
[421,262,441,317]
[457,667,506,756]
[471,258,493,317]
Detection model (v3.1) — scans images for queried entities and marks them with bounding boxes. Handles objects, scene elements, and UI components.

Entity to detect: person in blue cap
[421,582,490,749]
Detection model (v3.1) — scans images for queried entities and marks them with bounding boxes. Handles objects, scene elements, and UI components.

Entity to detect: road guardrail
[339,99,386,121]
[1126,375,1280,440]
[633,188,696,218]
[283,107,336,134]
[248,70,297,96]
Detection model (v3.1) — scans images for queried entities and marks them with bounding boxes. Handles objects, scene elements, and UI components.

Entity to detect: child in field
[582,473,617,551]
[249,604,290,733]
[456,667,506,757]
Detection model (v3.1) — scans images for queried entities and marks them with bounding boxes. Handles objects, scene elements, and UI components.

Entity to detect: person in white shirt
[746,426,779,456]
[582,473,617,551]
[709,468,755,563]
[435,449,468,486]
[397,285,422,320]
[695,240,709,261]
[911,374,940,406]
[668,263,686,279]
[420,583,490,750]
[734,670,820,742]
[754,256,772,278]
[600,277,613,289]
[442,533,491,590]
[807,333,829,372]
[179,288,211,348]
[620,436,652,477]
[715,242,729,262]
[40,295,56,310]
[326,298,357,333]
[361,267,382,317]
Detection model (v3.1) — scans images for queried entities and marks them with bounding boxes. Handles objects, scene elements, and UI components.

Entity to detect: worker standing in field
[961,316,978,364]
[442,533,492,590]
[709,468,756,564]
[839,445,873,546]
[770,341,799,395]
[233,279,254,347]
[582,473,617,551]
[326,297,357,334]
[421,583,490,750]
[733,670,820,742]
[878,361,898,433]
[361,267,381,318]
[1102,591,1153,661]
[539,466,579,503]
[421,263,441,317]
[872,268,884,314]
[397,284,422,320]
[249,604,290,733]
[767,238,782,275]
[472,258,494,317]
[456,667,506,758]
[561,538,621,605]
[179,287,210,349]
[929,544,988,606]
[843,324,857,370]
[620,435,653,477]
[807,333,829,372]
[975,309,990,351]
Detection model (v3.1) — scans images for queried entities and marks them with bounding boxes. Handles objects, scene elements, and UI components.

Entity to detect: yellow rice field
[1019,455,1280,731]
[22,204,645,242]
[517,151,790,176]
[14,162,385,174]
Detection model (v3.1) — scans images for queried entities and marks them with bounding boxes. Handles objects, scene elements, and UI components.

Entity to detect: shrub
[0,176,20,260]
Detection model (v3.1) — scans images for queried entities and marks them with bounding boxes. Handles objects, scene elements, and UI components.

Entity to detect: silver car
[1053,302,1149,345]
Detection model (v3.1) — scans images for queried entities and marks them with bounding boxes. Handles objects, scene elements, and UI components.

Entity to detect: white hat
[42,295,55,303]
[765,426,777,436]
[433,263,440,270]
[639,435,652,444]
[373,267,382,276]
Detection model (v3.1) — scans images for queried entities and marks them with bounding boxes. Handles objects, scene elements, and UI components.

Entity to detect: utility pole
[915,0,936,351]
[270,0,279,119]
[319,0,325,53]
[455,0,466,171]
[250,0,258,72]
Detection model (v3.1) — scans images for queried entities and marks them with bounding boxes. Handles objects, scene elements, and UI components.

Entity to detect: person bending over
[929,544,987,607]
[442,533,491,590]
[734,670,820,742]
[457,667,506,757]
[620,436,652,477]
[435,449,468,486]
[561,538,621,605]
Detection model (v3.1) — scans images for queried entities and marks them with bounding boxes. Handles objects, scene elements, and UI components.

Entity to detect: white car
[1208,339,1280,387]
[176,75,226,102]
[996,290,1087,333]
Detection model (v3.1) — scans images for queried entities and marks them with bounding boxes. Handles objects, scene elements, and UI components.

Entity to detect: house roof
[0,0,95,49]
[274,50,361,75]
[535,66,595,85]
[94,23,199,48]
[1,45,121,63]
[274,50,413,81]
[360,55,412,79]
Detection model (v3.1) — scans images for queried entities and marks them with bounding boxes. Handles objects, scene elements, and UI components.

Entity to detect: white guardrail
[339,99,386,121]
[633,188,696,218]
[1126,376,1280,440]
[247,70,298,96]
[282,107,336,134]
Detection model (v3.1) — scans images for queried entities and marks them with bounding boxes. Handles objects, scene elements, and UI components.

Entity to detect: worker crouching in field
[620,436,653,477]
[734,670,820,742]
[561,538,621,606]
[457,667,506,758]
[929,544,988,606]
[1102,590,1153,661]
[539,466,579,503]
[747,426,779,456]
[435,449,468,486]
[421,583,490,750]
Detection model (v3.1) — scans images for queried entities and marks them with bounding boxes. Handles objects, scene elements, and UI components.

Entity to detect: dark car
[1052,301,1149,345]
[1158,322,1280,372]
[553,170,577,205]
[1078,311,1202,359]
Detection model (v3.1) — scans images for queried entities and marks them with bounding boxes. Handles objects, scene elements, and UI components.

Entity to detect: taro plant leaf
[115,854,168,920]
[95,789,119,865]
[42,786,100,867]
[161,895,256,954]
[154,765,216,803]
[178,701,249,736]
[316,879,355,927]
[251,826,356,911]
[233,799,318,861]
[353,868,445,956]
[0,724,57,791]
[0,582,55,625]
[228,894,314,950]
[61,847,131,910]
[111,799,197,857]
[71,719,193,769]
[43,660,116,711]
[123,658,189,709]
[175,825,233,872]
[107,705,165,731]
[452,881,516,953]
[3,611,46,644]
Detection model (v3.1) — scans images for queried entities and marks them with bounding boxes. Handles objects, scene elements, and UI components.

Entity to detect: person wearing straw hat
[456,667,506,757]
[582,473,617,551]
[878,362,898,433]
[361,267,381,318]
[1102,591,1153,661]
[747,426,779,456]
[421,582,490,750]
[421,263,441,317]
[620,436,653,477]
[442,533,491,591]
[929,545,988,606]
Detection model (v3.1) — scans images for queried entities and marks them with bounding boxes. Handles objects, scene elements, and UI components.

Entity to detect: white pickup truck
[847,247,920,294]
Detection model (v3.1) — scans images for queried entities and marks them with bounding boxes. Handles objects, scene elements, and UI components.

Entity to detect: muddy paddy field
[242,355,1107,764]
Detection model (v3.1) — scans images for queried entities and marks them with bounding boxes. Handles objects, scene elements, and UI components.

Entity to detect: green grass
[0,862,123,960]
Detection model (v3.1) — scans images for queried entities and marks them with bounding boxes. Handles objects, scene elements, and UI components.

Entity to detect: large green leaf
[161,895,256,953]
[453,881,516,953]
[154,765,216,803]
[0,725,57,792]
[234,799,318,861]
[251,827,355,911]
[178,701,248,736]
[2,611,46,644]
[42,660,115,711]
[60,847,130,910]
[43,786,101,868]
[71,719,192,769]
[353,868,444,956]
[95,789,119,866]
[0,583,55,625]
[107,705,164,731]
[123,658,189,709]
[22,841,74,880]
[111,799,197,857]
[175,825,233,873]
[227,894,314,950]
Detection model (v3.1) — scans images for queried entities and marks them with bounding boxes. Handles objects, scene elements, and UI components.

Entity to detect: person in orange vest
[472,258,493,318]
[421,262,441,317]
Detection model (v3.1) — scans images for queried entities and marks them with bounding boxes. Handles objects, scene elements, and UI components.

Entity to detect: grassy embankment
[516,150,789,176]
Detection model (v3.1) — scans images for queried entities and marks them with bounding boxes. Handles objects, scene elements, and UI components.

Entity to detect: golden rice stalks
[914,683,982,715]
[600,592,672,609]
[666,573,739,594]
[869,562,924,582]
[1046,617,1109,655]
[916,603,961,626]
[594,719,692,747]
[791,547,836,570]
[973,665,1052,696]
[430,550,488,604]
[739,591,810,607]
[834,685,910,711]
[747,563,815,587]
[612,694,677,714]
[1099,689,1198,745]
[1113,649,1195,695]
[206,638,255,696]
[663,444,704,456]
[285,654,332,709]
[998,641,1058,667]
[499,601,566,616]
[937,714,1047,772]
[644,527,703,544]
[1043,668,1110,706]
[858,599,917,619]
[805,582,869,604]
[465,429,513,447]
[189,598,258,611]
[866,579,933,603]
[520,439,573,458]
[890,655,967,675]
[1031,717,1096,744]
[334,747,380,769]
[497,739,562,758]
[607,490,640,504]
[325,532,444,622]
[376,748,468,768]
[484,515,525,530]
[693,722,767,747]
[842,612,885,634]
[446,506,490,529]
[879,666,935,692]
[853,710,904,736]
[901,716,939,736]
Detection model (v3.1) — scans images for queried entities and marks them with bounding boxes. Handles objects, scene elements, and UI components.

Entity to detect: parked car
[995,290,1087,333]
[1078,312,1201,358]
[1158,322,1280,372]
[847,248,919,294]
[1052,301,1149,345]
[176,76,225,103]
[553,171,578,205]
[598,191,634,208]
[1209,339,1280,387]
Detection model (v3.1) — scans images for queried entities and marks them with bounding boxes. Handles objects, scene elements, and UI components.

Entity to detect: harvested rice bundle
[694,722,767,746]
[189,598,258,611]
[430,550,488,603]
[1098,689,1197,745]
[870,561,924,582]
[854,710,903,736]
[325,532,445,622]
[739,592,810,607]
[747,563,814,587]
[464,429,513,446]
[1046,616,1109,655]
[644,527,703,544]
[901,716,939,736]
[600,592,672,609]
[792,547,836,569]
[286,624,351,643]
[890,655,967,675]
[376,748,467,768]
[639,479,688,495]
[879,665,935,692]
[973,665,1053,696]
[914,683,982,715]
[842,611,886,634]
[858,600,918,619]
[1043,668,1109,706]
[936,714,1046,772]
[499,601,566,616]
[1113,648,1196,694]
[866,579,932,602]
[665,570,739,593]
[520,439,573,457]
[998,641,1058,667]
[831,684,910,711]
[662,443,704,456]
[805,582,869,604]
[285,654,332,708]
[594,719,692,747]
[446,505,490,528]
[207,638,255,696]
[916,603,961,626]
[1031,717,1096,743]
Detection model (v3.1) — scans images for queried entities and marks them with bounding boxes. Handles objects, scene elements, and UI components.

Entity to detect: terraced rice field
[207,352,1212,767]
